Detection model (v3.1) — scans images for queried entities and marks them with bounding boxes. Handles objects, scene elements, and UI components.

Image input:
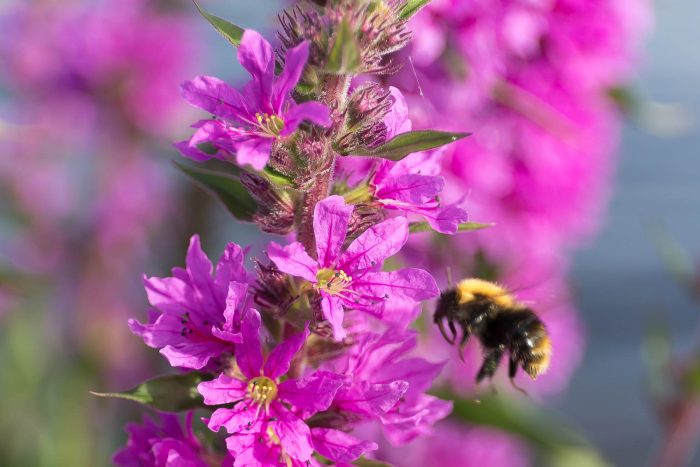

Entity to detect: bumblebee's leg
[457,328,470,362]
[436,318,456,344]
[476,347,504,383]
[508,356,528,395]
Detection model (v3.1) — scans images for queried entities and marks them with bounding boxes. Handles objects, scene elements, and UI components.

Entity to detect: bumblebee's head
[454,278,516,307]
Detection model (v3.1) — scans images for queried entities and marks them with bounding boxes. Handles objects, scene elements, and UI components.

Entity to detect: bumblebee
[434,278,551,384]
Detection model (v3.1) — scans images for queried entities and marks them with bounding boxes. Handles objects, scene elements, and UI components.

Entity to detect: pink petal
[237,30,274,108]
[422,203,468,234]
[226,433,281,466]
[221,281,249,332]
[313,196,354,268]
[375,173,444,205]
[377,358,445,395]
[281,101,331,136]
[311,428,378,464]
[335,381,408,415]
[272,41,309,111]
[207,403,262,434]
[236,309,263,379]
[235,137,272,170]
[278,371,343,414]
[352,269,439,303]
[381,395,453,446]
[263,325,310,379]
[383,86,412,138]
[267,241,318,282]
[180,75,247,122]
[321,293,346,341]
[269,405,314,462]
[197,373,247,406]
[340,217,409,273]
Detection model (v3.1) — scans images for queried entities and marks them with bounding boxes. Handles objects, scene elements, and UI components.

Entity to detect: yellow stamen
[247,376,278,416]
[315,268,353,296]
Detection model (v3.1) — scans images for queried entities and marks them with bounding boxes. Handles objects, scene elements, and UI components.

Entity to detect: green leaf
[346,130,470,161]
[353,458,392,467]
[326,19,361,75]
[91,372,210,412]
[174,162,257,222]
[409,221,493,234]
[443,391,610,467]
[192,1,244,47]
[398,0,432,20]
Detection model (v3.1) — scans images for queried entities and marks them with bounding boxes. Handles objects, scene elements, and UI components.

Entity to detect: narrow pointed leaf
[174,162,257,222]
[193,1,244,47]
[398,0,432,20]
[91,372,209,412]
[408,221,493,234]
[326,19,361,75]
[353,458,392,467]
[346,130,470,161]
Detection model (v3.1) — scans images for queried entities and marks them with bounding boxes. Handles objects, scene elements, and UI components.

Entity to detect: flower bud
[240,172,295,235]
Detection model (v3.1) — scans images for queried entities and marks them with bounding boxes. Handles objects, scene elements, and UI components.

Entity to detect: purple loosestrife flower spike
[198,309,345,466]
[177,30,331,170]
[268,196,439,340]
[129,235,251,370]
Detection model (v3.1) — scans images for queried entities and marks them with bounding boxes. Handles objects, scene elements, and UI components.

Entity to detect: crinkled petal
[237,30,274,109]
[352,269,439,303]
[151,438,206,467]
[264,325,310,379]
[267,241,318,282]
[236,309,263,378]
[311,428,378,464]
[422,203,468,234]
[321,293,346,341]
[215,242,249,289]
[380,395,453,446]
[226,432,281,466]
[281,101,331,136]
[278,371,343,414]
[384,86,412,138]
[176,119,236,162]
[269,405,314,462]
[197,373,247,406]
[220,281,249,333]
[335,381,408,415]
[376,358,445,395]
[186,234,221,316]
[391,148,443,177]
[207,403,263,434]
[340,217,408,273]
[273,41,309,111]
[235,137,272,171]
[375,173,444,205]
[314,196,354,268]
[181,75,248,122]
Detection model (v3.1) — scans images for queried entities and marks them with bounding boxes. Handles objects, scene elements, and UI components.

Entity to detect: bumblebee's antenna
[446,266,454,288]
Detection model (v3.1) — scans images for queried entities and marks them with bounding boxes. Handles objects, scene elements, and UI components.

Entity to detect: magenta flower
[129,235,251,369]
[372,150,468,234]
[176,30,331,170]
[323,330,451,445]
[267,196,439,340]
[198,309,346,466]
[114,412,209,467]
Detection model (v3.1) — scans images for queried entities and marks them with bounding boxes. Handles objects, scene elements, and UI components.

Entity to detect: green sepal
[174,161,257,222]
[398,0,432,20]
[91,372,210,412]
[193,1,244,47]
[344,130,470,161]
[326,19,361,75]
[408,221,493,234]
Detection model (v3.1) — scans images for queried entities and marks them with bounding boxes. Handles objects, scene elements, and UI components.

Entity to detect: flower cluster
[115,2,476,465]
